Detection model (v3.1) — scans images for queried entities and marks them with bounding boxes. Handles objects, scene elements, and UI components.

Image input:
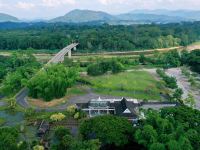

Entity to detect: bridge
[48,43,78,64]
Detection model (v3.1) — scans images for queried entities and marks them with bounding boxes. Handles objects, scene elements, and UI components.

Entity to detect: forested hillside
[0,22,200,52]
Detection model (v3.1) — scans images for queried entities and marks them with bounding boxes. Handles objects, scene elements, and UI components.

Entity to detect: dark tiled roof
[111,98,138,118]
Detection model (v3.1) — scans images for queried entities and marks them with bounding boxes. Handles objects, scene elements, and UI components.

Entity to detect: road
[16,88,29,108]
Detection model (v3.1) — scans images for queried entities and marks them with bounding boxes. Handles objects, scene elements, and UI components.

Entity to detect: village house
[76,97,178,122]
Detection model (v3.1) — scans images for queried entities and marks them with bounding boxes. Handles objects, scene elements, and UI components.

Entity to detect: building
[76,97,178,121]
[77,97,140,121]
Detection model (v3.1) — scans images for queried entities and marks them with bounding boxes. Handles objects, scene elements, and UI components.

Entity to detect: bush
[156,69,177,89]
[87,59,124,76]
[33,145,44,150]
[55,126,70,140]
[67,105,77,115]
[111,61,124,74]
[50,113,66,122]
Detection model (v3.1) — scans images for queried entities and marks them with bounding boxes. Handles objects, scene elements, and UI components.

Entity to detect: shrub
[33,145,44,150]
[50,113,66,122]
[156,69,177,89]
[67,105,77,115]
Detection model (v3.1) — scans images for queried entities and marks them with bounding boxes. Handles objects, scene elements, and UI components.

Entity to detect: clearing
[84,71,168,101]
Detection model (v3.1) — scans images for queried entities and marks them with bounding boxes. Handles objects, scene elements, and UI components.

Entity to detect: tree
[184,94,196,108]
[178,136,193,150]
[135,125,158,147]
[28,64,78,101]
[167,140,181,150]
[111,61,124,74]
[70,139,101,150]
[134,106,200,150]
[80,115,133,147]
[0,127,19,150]
[139,54,146,64]
[172,88,183,102]
[55,126,70,141]
[150,143,165,150]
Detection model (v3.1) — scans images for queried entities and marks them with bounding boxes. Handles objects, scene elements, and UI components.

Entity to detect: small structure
[37,120,50,138]
[76,97,178,121]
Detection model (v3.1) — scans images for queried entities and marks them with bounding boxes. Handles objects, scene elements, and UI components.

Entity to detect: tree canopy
[134,106,200,150]
[80,115,133,147]
[28,64,78,101]
[0,22,200,52]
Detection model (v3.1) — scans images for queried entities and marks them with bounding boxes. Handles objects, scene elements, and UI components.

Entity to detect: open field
[84,71,168,101]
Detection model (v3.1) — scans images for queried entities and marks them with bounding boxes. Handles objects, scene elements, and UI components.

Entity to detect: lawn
[85,71,168,101]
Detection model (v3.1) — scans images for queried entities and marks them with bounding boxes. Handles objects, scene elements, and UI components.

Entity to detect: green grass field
[85,71,168,101]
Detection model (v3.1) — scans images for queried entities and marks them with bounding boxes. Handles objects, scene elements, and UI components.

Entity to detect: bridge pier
[68,50,72,58]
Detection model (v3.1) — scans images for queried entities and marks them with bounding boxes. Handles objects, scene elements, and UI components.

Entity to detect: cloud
[42,0,76,7]
[16,1,35,10]
[99,0,126,5]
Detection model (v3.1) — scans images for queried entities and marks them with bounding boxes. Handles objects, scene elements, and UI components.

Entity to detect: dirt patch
[28,97,68,108]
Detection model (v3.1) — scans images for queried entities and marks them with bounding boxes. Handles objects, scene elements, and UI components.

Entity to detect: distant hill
[130,9,200,21]
[0,13,19,22]
[50,9,196,24]
[50,9,115,23]
[2,9,200,24]
[116,13,189,24]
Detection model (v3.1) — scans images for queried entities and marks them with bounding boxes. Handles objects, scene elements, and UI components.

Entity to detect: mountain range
[1,9,200,24]
[0,13,19,22]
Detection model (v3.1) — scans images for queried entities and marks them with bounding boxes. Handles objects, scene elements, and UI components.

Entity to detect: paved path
[15,87,123,111]
[166,68,200,109]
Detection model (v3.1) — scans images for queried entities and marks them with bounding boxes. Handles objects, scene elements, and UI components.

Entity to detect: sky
[1,0,200,19]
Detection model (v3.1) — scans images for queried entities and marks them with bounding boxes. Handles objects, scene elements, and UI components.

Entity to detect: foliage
[1,22,200,51]
[8,97,17,110]
[187,50,200,73]
[0,127,21,150]
[183,94,196,108]
[33,145,44,150]
[172,88,183,102]
[0,52,40,96]
[134,106,200,150]
[55,126,70,141]
[50,113,66,122]
[66,105,77,115]
[87,59,124,76]
[149,143,165,150]
[156,69,178,89]
[80,115,133,147]
[28,64,78,101]
[24,107,36,117]
[74,112,80,119]
[0,117,6,126]
[135,125,158,147]
[52,126,100,150]
[70,139,101,150]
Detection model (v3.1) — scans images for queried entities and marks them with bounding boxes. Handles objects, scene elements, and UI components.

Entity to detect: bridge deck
[48,43,78,64]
